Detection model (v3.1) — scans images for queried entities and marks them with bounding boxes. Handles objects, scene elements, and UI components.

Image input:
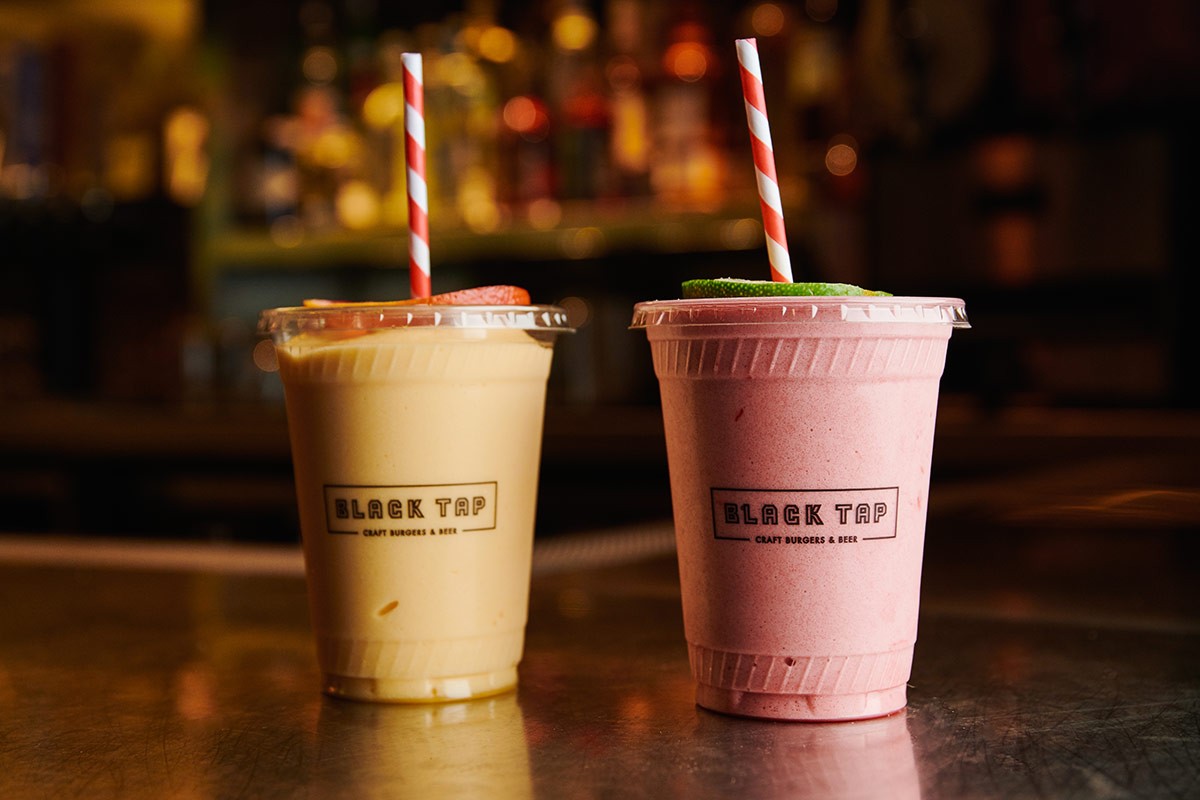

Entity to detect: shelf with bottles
[191,0,825,301]
[199,199,774,270]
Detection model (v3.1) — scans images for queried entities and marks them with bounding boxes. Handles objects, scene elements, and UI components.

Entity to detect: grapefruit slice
[303,285,531,308]
[682,279,891,298]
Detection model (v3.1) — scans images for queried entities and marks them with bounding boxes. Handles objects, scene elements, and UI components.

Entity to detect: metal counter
[0,510,1196,798]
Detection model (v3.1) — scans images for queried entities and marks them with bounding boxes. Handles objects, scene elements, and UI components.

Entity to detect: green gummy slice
[682,279,892,298]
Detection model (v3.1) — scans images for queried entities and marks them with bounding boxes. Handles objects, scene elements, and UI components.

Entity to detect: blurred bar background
[1,0,1197,541]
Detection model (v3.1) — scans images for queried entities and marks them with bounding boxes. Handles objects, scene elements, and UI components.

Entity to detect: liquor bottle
[605,0,653,199]
[652,1,722,210]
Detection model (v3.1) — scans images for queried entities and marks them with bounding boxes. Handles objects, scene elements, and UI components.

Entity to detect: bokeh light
[503,95,549,141]
[435,52,486,97]
[458,168,500,233]
[302,46,338,85]
[751,3,786,37]
[825,134,859,176]
[527,198,562,230]
[311,130,356,170]
[719,218,763,250]
[478,26,517,63]
[252,339,280,373]
[664,42,708,82]
[560,226,605,259]
[362,83,406,129]
[335,180,381,230]
[553,12,598,51]
[503,96,537,132]
[558,295,592,328]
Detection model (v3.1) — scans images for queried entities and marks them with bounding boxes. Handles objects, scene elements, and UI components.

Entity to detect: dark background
[2,0,1197,541]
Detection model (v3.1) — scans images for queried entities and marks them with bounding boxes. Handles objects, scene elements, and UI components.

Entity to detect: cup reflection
[691,710,921,799]
[314,693,532,799]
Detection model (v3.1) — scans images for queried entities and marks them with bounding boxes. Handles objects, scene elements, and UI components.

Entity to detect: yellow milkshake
[263,304,571,702]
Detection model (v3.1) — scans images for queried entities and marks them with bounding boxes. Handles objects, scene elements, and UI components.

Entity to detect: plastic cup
[631,296,968,721]
[260,304,571,702]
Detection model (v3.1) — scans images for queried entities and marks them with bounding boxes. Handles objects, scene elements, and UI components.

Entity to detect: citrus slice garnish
[682,279,891,298]
[303,285,531,308]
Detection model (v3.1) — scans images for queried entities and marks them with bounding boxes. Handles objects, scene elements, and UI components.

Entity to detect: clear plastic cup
[632,296,968,720]
[261,304,572,702]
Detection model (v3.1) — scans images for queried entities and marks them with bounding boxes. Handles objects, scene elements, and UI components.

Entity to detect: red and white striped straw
[402,52,431,299]
[735,38,792,284]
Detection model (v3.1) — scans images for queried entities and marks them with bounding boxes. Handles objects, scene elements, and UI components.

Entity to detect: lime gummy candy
[682,279,892,299]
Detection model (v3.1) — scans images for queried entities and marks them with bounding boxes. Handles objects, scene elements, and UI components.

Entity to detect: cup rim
[630,296,969,329]
[260,304,574,337]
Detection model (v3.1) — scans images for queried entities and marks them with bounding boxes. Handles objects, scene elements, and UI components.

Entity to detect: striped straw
[735,38,792,284]
[402,52,431,299]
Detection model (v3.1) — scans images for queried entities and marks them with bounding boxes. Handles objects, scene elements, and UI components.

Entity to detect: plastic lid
[260,304,573,339]
[630,296,969,329]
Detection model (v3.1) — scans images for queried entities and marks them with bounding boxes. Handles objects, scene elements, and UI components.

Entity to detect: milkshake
[262,303,571,702]
[632,293,967,720]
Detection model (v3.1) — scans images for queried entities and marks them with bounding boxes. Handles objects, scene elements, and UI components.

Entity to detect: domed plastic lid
[261,304,573,341]
[630,296,969,329]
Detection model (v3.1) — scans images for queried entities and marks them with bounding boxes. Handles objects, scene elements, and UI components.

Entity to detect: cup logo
[710,487,898,544]
[323,482,498,537]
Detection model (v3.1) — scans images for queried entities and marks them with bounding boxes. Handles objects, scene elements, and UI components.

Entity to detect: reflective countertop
[1,501,1197,798]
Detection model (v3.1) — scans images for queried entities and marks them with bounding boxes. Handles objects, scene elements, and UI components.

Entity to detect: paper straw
[735,38,793,283]
[402,52,431,299]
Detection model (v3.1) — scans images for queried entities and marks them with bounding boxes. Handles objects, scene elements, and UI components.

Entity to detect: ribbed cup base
[323,667,518,703]
[317,631,523,703]
[689,643,913,721]
[696,682,907,721]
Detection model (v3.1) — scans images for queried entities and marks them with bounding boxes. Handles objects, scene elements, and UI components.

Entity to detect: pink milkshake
[632,295,968,720]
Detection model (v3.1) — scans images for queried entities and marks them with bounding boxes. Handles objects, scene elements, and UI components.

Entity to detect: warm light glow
[751,3,786,37]
[457,25,482,53]
[164,106,209,205]
[503,96,538,133]
[478,26,517,63]
[458,168,500,233]
[302,46,338,85]
[382,189,408,226]
[174,663,217,721]
[987,214,1037,286]
[0,0,197,42]
[975,135,1035,191]
[336,180,381,230]
[502,95,549,141]
[106,133,156,200]
[527,198,562,230]
[610,88,649,172]
[435,52,486,97]
[311,130,356,169]
[825,142,858,176]
[252,339,280,373]
[2,163,36,201]
[720,218,763,250]
[560,226,605,259]
[462,198,501,232]
[685,145,722,208]
[553,12,598,51]
[664,43,708,82]
[362,83,406,129]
